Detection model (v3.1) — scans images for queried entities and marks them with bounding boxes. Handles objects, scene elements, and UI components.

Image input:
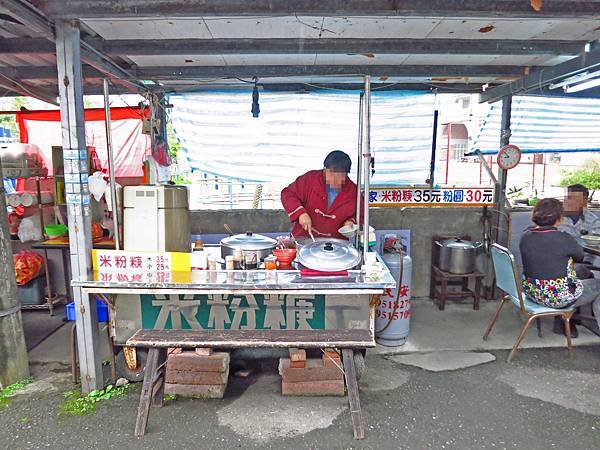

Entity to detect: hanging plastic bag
[18,216,43,242]
[88,171,108,202]
[13,250,44,285]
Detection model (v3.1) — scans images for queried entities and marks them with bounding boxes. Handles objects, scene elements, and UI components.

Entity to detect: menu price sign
[369,187,495,207]
[92,250,191,273]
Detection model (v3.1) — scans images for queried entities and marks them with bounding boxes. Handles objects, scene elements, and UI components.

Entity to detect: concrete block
[195,347,213,356]
[279,358,343,383]
[290,359,306,369]
[165,383,226,399]
[165,369,228,385]
[282,379,345,397]
[322,350,342,369]
[289,348,306,362]
[167,351,230,373]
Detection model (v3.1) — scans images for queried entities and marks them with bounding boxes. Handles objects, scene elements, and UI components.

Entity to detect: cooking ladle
[223,223,234,236]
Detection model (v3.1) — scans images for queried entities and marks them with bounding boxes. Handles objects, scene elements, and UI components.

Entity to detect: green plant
[0,377,34,410]
[59,383,131,416]
[560,159,600,201]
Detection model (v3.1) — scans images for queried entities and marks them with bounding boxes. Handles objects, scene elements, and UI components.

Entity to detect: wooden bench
[127,329,374,440]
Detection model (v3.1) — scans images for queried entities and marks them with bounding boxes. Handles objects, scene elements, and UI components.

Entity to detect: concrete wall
[191,207,485,297]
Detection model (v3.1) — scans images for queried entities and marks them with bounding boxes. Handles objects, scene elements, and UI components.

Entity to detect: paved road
[1,346,599,449]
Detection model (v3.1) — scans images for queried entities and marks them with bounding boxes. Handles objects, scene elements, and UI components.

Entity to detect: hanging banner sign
[369,187,495,207]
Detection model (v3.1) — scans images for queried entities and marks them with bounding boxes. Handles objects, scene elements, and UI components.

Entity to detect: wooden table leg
[135,347,160,437]
[439,277,447,311]
[152,348,168,408]
[342,348,364,440]
[474,277,482,310]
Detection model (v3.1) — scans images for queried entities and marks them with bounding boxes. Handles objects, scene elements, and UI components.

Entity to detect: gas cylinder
[375,250,413,346]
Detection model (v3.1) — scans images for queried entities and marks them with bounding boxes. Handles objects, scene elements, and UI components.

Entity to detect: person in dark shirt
[520,198,600,338]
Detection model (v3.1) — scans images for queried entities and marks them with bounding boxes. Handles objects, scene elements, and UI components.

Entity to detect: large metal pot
[435,238,482,274]
[220,232,277,261]
[296,238,362,271]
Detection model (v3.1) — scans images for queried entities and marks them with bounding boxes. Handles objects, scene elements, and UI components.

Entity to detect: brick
[195,347,213,356]
[165,383,226,399]
[282,380,345,397]
[165,369,228,385]
[279,358,343,383]
[290,359,306,369]
[168,348,182,355]
[289,348,307,362]
[167,351,230,373]
[322,349,342,369]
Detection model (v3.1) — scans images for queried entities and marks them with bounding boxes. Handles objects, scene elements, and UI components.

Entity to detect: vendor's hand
[299,213,312,232]
[343,220,354,228]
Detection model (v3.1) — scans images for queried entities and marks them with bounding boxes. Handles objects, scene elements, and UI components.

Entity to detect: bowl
[44,224,68,237]
[273,248,297,268]
[338,223,359,238]
[581,235,600,246]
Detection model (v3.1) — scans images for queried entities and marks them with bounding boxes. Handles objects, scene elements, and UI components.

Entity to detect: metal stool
[68,298,116,384]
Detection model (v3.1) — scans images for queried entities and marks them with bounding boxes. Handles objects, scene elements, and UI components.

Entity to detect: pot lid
[440,238,481,249]
[221,232,277,250]
[297,238,361,271]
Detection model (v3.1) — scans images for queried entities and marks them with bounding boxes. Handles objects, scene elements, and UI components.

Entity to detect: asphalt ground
[1,346,599,450]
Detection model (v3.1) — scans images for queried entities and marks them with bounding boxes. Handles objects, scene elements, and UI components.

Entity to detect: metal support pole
[428,110,439,185]
[362,76,371,263]
[56,20,102,393]
[445,123,452,184]
[103,78,120,250]
[496,96,512,247]
[355,91,364,247]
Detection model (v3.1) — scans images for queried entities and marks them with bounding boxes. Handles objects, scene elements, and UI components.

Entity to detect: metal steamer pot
[296,238,362,271]
[220,232,277,261]
[435,238,482,274]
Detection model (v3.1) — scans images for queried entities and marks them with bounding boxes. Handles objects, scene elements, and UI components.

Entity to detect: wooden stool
[431,265,485,311]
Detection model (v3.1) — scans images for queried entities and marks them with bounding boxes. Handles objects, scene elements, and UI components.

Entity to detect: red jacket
[281,170,359,240]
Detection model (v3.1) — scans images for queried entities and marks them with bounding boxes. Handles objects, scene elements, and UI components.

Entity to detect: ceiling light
[564,77,600,93]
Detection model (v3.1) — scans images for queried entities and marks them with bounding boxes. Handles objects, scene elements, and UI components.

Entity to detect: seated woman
[520,198,600,338]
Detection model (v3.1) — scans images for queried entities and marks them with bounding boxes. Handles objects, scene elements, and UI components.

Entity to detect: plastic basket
[66,299,109,322]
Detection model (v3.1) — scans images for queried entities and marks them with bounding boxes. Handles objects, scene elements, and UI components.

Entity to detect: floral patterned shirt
[522,258,583,308]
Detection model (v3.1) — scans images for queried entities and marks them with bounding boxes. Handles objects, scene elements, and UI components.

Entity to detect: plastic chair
[483,243,574,362]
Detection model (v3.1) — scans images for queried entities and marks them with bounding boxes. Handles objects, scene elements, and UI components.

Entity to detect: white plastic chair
[483,243,574,362]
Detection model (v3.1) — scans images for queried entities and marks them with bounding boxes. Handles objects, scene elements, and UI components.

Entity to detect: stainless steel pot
[220,232,277,261]
[296,238,362,271]
[435,238,482,274]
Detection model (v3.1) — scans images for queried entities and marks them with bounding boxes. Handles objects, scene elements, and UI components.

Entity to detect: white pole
[103,78,121,250]
[362,76,371,263]
[355,92,364,247]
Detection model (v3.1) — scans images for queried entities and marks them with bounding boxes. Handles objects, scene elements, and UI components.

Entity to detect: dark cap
[323,150,352,173]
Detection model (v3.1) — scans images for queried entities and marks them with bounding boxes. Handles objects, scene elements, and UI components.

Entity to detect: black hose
[375,250,405,335]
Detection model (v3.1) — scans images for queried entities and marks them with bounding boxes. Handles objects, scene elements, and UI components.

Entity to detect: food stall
[68,76,397,439]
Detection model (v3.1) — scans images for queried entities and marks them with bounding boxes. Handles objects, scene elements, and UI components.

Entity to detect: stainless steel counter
[72,268,395,293]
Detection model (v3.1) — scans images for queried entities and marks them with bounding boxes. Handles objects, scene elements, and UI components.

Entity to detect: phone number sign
[369,187,495,207]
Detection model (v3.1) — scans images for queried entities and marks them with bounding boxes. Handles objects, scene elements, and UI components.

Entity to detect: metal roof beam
[98,38,585,57]
[1,64,530,80]
[34,0,600,19]
[0,0,53,37]
[0,37,585,57]
[480,44,600,102]
[0,75,58,104]
[137,64,530,79]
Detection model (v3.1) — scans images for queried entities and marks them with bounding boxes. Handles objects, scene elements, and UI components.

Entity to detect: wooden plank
[135,348,160,437]
[342,349,364,440]
[127,329,374,349]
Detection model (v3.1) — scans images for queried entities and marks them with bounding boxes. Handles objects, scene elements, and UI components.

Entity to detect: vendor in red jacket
[281,150,359,240]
